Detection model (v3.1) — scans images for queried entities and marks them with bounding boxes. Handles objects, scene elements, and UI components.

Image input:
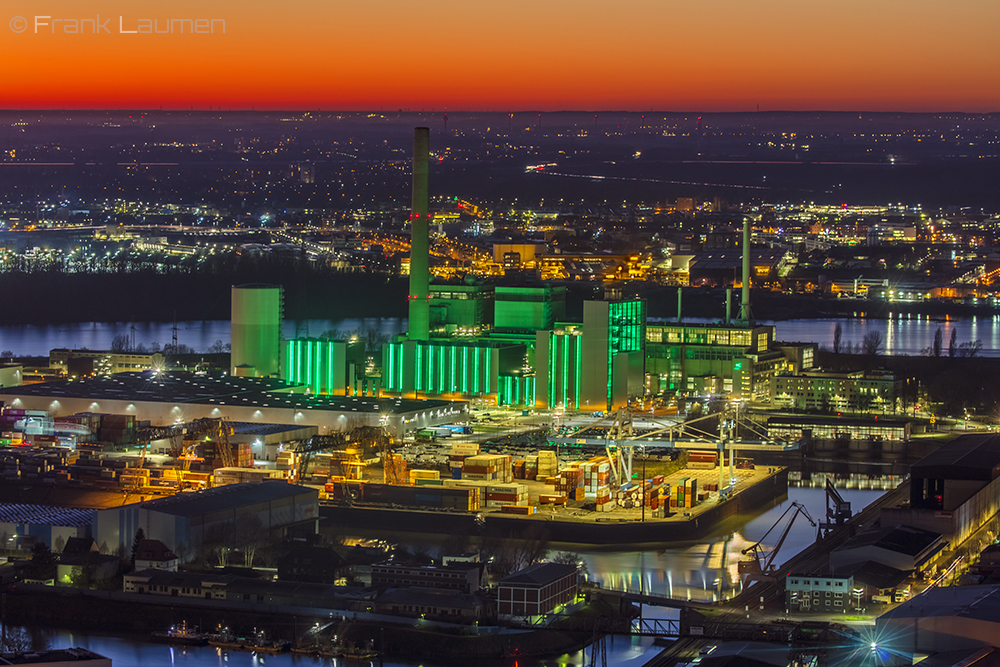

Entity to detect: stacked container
[672,477,698,508]
[409,469,440,484]
[524,455,538,480]
[555,468,584,501]
[688,450,718,469]
[462,454,512,482]
[485,482,528,508]
[450,442,479,480]
[276,450,300,482]
[536,450,558,481]
[581,457,611,499]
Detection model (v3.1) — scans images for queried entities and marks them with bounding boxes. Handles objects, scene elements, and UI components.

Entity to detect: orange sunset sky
[2,0,999,111]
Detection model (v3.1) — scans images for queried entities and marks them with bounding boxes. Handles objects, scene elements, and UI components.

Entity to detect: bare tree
[862,330,883,356]
[959,340,984,358]
[479,524,550,578]
[1,627,45,653]
[832,323,843,354]
[233,514,267,568]
[551,551,589,577]
[933,327,943,357]
[174,540,189,565]
[204,521,235,567]
[111,333,131,352]
[949,328,958,357]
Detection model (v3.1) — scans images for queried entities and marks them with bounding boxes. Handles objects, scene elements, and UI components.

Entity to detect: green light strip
[562,333,569,409]
[548,332,559,410]
[449,346,456,393]
[397,344,403,390]
[574,335,581,409]
[327,341,334,395]
[473,349,480,394]
[461,347,469,393]
[313,340,321,395]
[483,348,493,394]
[416,344,423,392]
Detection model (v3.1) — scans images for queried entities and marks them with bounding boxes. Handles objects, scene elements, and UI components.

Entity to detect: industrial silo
[230,284,283,377]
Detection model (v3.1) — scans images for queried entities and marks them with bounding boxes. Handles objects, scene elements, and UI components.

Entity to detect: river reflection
[4,627,655,667]
[327,485,888,605]
[580,486,886,603]
[2,315,1000,358]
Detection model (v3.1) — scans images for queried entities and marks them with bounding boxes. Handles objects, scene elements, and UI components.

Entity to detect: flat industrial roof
[230,422,313,437]
[836,524,941,558]
[499,562,577,586]
[767,416,908,428]
[911,433,1000,481]
[135,481,316,518]
[879,584,1000,624]
[0,371,457,415]
[0,503,94,528]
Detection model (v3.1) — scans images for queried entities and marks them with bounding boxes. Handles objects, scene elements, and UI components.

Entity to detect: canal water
[5,481,888,667]
[3,627,654,667]
[1,315,998,357]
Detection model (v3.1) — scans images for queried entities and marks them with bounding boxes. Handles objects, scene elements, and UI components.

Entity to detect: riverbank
[0,585,617,664]
[2,264,996,326]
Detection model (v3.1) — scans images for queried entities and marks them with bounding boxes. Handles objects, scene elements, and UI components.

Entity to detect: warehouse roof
[911,433,1000,481]
[230,422,314,437]
[137,482,316,518]
[833,560,911,590]
[835,524,942,559]
[0,503,94,528]
[766,415,908,428]
[0,371,456,415]
[499,562,578,587]
[0,648,111,664]
[880,584,1000,623]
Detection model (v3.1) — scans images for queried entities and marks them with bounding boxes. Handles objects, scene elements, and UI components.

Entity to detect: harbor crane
[739,501,817,582]
[566,402,772,497]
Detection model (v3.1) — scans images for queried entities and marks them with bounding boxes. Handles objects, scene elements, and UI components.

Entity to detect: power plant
[230,284,283,377]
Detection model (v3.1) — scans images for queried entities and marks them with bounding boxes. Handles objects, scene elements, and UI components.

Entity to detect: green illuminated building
[645,322,785,398]
[494,285,566,331]
[429,283,494,333]
[534,326,583,410]
[284,338,375,397]
[580,300,646,411]
[382,339,526,399]
[231,284,283,377]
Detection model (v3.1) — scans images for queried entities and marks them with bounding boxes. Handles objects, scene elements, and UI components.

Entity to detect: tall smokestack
[725,287,732,325]
[409,127,430,341]
[739,217,752,322]
[676,287,683,323]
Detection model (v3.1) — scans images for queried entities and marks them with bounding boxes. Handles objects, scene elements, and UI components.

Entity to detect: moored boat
[151,621,208,646]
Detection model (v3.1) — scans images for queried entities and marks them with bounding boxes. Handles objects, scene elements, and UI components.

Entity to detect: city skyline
[2,0,998,111]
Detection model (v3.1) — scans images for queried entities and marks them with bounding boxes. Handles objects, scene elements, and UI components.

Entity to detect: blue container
[452,467,462,479]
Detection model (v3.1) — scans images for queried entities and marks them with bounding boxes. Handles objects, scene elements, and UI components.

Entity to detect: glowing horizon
[2,0,998,112]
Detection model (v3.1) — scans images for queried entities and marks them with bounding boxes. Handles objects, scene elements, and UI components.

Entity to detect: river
[0,314,999,358]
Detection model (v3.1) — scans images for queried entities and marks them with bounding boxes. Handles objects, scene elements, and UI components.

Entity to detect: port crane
[565,403,772,497]
[294,425,404,485]
[739,501,816,582]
